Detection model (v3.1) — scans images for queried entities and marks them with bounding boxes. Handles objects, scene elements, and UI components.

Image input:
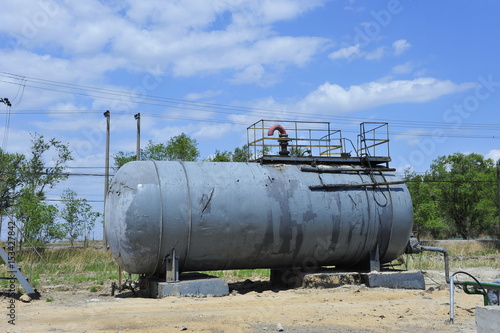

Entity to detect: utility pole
[103,110,110,250]
[135,113,141,161]
[497,160,500,238]
[0,97,11,235]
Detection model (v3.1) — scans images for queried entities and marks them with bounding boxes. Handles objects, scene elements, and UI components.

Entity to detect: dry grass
[0,247,118,291]
[1,240,499,294]
[403,240,500,271]
[202,269,270,282]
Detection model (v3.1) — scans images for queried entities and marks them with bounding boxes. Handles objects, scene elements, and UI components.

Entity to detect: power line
[1,71,499,141]
[0,108,499,139]
[2,71,499,129]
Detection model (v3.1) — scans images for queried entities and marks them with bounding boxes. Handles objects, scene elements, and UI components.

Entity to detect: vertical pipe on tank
[268,124,290,156]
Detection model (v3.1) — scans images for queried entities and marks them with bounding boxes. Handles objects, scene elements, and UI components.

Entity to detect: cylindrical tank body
[105,161,413,275]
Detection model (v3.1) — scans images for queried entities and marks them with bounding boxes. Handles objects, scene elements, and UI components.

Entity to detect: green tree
[19,134,73,195]
[404,169,449,239]
[429,153,497,239]
[205,145,253,162]
[204,150,232,162]
[141,140,168,161]
[163,133,199,161]
[60,189,100,247]
[113,133,199,169]
[232,144,251,162]
[0,149,24,214]
[14,189,63,246]
[14,134,73,247]
[112,151,136,170]
[290,146,306,157]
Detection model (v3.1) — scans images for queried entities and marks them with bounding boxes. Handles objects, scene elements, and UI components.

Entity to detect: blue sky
[0,0,499,239]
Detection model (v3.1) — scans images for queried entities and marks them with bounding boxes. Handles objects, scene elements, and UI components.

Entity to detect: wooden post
[497,160,500,238]
[103,110,110,250]
[135,113,141,161]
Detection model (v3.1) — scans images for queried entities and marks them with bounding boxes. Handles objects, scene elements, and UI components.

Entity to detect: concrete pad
[476,306,500,333]
[302,272,362,289]
[272,269,425,290]
[362,271,425,290]
[142,273,229,298]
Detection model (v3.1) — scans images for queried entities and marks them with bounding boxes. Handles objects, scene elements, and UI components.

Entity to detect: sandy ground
[3,267,498,333]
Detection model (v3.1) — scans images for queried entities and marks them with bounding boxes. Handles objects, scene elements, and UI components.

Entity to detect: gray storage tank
[105,159,413,276]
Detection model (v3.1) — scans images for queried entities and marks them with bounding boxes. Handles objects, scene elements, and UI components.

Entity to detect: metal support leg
[450,277,455,324]
[370,244,380,272]
[166,250,179,282]
[0,245,38,297]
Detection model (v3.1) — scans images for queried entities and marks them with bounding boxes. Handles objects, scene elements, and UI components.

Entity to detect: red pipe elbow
[268,124,287,136]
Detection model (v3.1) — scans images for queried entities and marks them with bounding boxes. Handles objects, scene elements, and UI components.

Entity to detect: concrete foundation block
[476,306,500,333]
[302,272,362,289]
[142,273,229,298]
[271,269,426,290]
[362,271,425,290]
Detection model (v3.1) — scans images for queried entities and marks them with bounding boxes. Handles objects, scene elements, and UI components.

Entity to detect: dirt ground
[3,267,499,333]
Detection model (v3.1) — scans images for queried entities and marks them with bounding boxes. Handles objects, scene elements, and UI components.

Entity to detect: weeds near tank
[402,240,500,271]
[1,240,498,297]
[0,247,118,292]
[0,245,269,294]
[202,269,271,280]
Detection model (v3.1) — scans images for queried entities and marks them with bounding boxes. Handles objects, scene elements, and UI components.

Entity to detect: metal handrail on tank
[357,122,389,158]
[247,120,343,160]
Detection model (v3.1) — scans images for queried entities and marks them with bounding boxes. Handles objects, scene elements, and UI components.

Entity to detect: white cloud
[394,129,427,146]
[298,77,476,114]
[172,35,327,77]
[364,46,387,60]
[329,44,362,61]
[184,90,223,101]
[392,62,414,75]
[393,39,411,55]
[0,1,329,88]
[229,64,272,86]
[486,150,500,162]
[330,39,411,62]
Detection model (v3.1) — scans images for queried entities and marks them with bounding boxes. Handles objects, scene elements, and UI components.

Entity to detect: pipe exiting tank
[105,161,413,276]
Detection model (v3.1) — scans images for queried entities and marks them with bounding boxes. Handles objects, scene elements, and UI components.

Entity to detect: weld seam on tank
[151,160,164,274]
[179,161,193,270]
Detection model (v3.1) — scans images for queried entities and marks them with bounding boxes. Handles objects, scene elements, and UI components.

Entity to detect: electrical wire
[451,271,493,305]
[1,71,499,139]
[0,108,498,140]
